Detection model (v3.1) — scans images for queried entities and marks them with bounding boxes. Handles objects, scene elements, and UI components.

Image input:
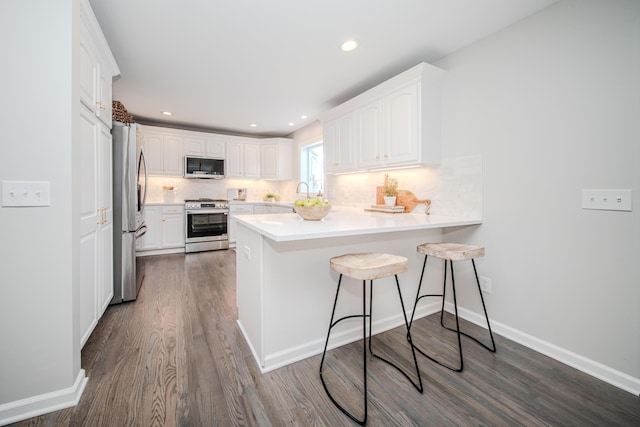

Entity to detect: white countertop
[234,206,481,242]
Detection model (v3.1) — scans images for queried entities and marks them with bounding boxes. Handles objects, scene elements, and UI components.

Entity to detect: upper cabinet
[260,138,293,180]
[321,62,446,173]
[79,2,118,129]
[226,139,260,179]
[183,135,226,158]
[141,130,183,176]
[324,112,357,174]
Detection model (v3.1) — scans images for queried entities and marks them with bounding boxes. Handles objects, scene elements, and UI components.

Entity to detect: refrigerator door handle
[135,223,147,238]
[138,146,148,218]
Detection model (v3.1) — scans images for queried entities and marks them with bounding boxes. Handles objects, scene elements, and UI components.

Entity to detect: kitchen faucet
[296,181,310,199]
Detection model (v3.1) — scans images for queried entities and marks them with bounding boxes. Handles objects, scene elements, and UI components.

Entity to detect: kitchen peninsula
[234,207,481,372]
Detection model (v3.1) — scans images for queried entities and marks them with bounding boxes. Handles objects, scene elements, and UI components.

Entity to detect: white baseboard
[0,369,87,426]
[454,304,640,396]
[246,298,640,396]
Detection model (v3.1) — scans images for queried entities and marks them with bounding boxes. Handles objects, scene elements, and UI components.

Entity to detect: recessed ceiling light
[341,39,358,52]
[161,111,172,116]
[249,123,257,128]
[300,115,308,120]
[288,122,294,126]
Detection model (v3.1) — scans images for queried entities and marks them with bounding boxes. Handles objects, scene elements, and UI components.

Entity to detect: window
[300,140,324,194]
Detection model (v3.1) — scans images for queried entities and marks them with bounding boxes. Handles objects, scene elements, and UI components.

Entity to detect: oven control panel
[185,199,229,210]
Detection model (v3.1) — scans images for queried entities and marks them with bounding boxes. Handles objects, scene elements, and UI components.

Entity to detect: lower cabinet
[229,204,293,247]
[229,204,254,247]
[137,205,185,254]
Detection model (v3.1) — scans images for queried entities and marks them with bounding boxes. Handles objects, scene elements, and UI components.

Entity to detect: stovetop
[184,198,227,203]
[185,198,229,210]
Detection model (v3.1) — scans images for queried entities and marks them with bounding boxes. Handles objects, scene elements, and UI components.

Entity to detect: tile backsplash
[145,155,482,220]
[325,155,482,219]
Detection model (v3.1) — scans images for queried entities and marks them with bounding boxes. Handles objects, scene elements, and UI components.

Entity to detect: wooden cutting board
[376,187,431,213]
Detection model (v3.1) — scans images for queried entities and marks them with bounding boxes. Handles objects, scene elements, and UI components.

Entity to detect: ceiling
[89,0,557,137]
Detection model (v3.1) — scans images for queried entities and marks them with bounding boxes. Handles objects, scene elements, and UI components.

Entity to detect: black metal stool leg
[369,276,423,393]
[319,275,368,425]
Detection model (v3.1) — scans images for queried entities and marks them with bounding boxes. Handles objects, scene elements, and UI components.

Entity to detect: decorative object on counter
[376,187,431,214]
[383,173,398,206]
[112,100,135,123]
[162,186,175,203]
[294,197,331,220]
[264,192,279,202]
[228,188,247,201]
[365,204,405,213]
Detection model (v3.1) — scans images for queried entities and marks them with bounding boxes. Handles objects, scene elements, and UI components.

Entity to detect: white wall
[436,0,640,389]
[0,0,84,422]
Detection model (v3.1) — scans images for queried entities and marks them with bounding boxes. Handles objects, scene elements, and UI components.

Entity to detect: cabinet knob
[384,154,389,159]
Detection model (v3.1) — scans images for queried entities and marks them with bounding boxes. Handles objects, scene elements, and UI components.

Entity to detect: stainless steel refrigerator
[112,122,147,304]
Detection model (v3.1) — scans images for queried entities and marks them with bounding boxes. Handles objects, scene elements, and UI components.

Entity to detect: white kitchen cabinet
[184,136,226,158]
[139,206,161,250]
[78,0,118,348]
[356,100,384,168]
[142,131,183,176]
[79,17,113,129]
[322,62,446,173]
[161,205,185,248]
[137,205,185,254]
[260,138,293,180]
[226,139,261,178]
[229,204,254,247]
[324,112,357,173]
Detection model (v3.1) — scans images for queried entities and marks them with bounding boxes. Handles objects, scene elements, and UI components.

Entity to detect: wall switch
[582,189,632,212]
[243,245,251,260]
[1,180,51,207]
[478,276,492,293]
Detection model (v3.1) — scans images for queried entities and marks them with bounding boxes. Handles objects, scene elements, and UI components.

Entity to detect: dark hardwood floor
[12,250,640,426]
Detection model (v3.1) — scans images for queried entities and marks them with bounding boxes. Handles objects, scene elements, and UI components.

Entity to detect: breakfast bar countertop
[233,206,482,242]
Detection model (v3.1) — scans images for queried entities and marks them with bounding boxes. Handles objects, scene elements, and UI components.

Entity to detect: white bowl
[294,205,331,221]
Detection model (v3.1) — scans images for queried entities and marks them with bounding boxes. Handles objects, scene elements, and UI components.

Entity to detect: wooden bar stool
[408,243,496,372]
[319,253,423,426]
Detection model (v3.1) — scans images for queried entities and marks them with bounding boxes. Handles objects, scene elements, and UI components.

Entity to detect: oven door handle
[186,209,229,215]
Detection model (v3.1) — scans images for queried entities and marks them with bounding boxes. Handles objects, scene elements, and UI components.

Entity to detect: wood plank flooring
[11,250,640,426]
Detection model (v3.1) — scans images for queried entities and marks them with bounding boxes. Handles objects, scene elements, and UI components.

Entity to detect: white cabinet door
[383,82,419,165]
[79,107,99,347]
[161,206,185,248]
[142,133,182,176]
[96,62,112,127]
[226,141,243,178]
[97,125,113,315]
[324,114,356,173]
[244,142,261,178]
[79,27,95,111]
[357,100,383,168]
[143,134,164,175]
[205,139,225,158]
[139,206,161,250]
[79,108,113,347]
[183,137,206,155]
[260,138,292,180]
[163,136,183,176]
[226,140,260,178]
[229,204,254,245]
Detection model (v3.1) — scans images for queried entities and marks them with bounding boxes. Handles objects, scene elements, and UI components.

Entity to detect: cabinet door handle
[384,154,389,159]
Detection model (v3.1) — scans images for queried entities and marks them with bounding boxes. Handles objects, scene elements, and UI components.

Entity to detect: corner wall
[0,0,86,423]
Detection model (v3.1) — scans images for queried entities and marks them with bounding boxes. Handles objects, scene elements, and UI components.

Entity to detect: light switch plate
[1,180,51,207]
[581,189,632,212]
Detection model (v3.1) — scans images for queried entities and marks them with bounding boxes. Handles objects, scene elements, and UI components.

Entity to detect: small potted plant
[264,192,276,202]
[383,174,398,206]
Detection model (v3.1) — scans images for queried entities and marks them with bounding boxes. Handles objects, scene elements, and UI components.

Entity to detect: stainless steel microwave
[184,156,225,179]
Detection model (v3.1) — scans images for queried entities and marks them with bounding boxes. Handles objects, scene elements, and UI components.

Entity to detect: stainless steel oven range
[184,198,229,253]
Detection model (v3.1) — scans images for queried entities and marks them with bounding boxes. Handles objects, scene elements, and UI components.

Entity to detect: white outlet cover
[582,189,632,212]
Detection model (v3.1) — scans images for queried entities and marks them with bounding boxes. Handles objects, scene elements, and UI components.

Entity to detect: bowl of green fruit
[293,197,331,220]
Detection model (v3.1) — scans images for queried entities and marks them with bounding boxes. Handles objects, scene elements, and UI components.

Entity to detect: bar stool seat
[409,243,496,372]
[320,253,422,426]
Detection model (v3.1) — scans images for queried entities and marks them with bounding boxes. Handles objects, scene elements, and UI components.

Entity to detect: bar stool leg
[320,275,423,425]
[319,275,368,425]
[410,256,497,373]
